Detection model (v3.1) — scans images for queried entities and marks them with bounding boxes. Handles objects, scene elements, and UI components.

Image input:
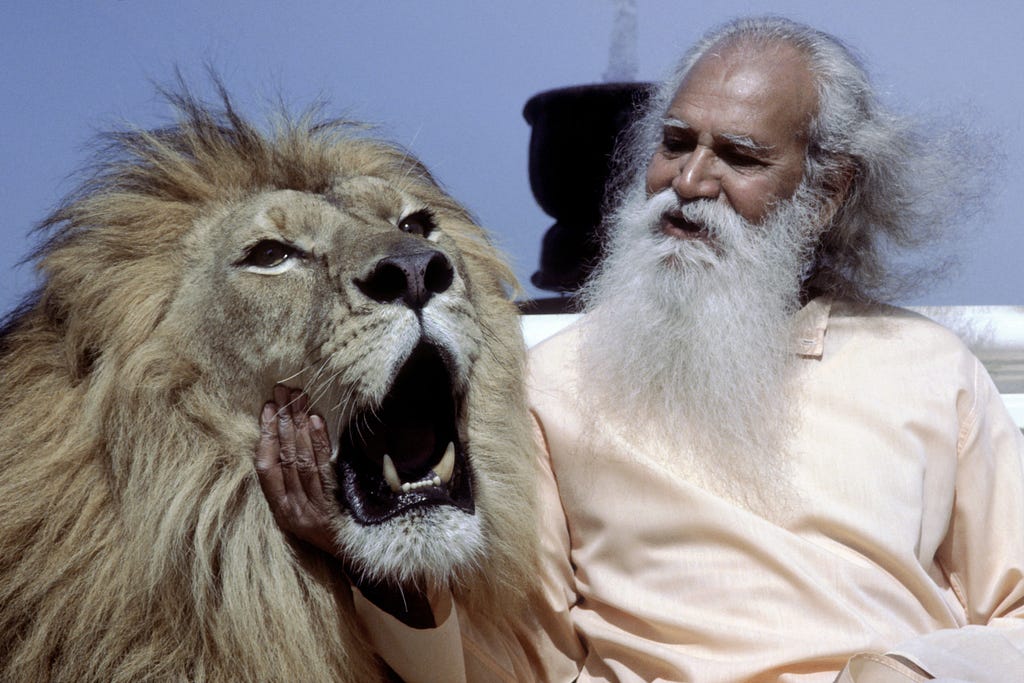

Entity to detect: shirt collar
[792,295,833,358]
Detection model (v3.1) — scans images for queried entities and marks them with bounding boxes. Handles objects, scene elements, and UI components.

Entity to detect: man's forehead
[665,41,817,144]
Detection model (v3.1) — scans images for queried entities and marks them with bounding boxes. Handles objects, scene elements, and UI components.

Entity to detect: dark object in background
[523,82,653,308]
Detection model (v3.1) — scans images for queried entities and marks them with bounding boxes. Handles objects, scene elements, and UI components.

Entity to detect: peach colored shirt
[356,298,1024,682]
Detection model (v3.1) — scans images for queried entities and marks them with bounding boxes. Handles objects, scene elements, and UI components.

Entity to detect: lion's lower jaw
[339,506,485,588]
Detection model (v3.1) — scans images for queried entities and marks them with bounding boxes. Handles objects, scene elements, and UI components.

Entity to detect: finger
[254,402,288,504]
[274,384,291,411]
[289,390,324,501]
[291,389,309,417]
[308,414,335,502]
[309,413,333,471]
[275,388,305,502]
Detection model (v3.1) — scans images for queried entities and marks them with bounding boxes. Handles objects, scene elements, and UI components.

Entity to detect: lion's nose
[356,249,454,310]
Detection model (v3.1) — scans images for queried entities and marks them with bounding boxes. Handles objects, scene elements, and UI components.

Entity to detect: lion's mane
[0,84,537,681]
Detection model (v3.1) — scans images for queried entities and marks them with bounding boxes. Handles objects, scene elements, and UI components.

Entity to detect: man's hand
[254,385,341,556]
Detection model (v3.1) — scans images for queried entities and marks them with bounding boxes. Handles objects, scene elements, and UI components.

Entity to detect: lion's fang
[382,442,455,494]
[382,454,403,493]
[435,441,455,484]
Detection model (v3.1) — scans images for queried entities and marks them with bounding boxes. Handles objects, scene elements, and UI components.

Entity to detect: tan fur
[0,85,537,681]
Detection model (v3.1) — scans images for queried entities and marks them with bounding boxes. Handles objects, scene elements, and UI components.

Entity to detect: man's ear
[817,160,856,228]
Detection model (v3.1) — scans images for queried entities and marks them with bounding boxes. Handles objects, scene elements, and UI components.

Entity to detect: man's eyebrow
[718,132,775,154]
[662,117,692,131]
[662,119,774,154]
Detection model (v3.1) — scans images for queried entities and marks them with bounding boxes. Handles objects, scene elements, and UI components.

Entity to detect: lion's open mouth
[335,343,474,524]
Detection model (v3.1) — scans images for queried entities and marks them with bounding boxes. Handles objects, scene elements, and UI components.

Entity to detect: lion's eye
[236,239,303,272]
[398,209,436,238]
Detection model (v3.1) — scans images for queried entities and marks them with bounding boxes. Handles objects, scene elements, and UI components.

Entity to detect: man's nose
[671,148,720,200]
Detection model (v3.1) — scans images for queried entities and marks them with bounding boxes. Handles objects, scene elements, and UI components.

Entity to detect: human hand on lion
[255,385,342,557]
[255,385,436,628]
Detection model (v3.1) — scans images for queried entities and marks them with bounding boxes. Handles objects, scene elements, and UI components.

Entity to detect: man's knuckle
[295,459,318,473]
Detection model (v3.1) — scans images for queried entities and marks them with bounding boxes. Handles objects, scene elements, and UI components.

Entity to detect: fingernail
[310,414,324,431]
[262,403,276,421]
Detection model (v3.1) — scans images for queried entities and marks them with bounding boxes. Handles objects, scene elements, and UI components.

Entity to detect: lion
[0,83,537,682]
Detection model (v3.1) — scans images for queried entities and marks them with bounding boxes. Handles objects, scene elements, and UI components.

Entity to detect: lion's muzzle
[335,342,473,525]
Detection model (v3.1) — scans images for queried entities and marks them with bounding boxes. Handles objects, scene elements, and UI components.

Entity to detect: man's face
[645,42,817,238]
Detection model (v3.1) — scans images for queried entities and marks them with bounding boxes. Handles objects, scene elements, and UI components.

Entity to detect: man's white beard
[579,186,823,514]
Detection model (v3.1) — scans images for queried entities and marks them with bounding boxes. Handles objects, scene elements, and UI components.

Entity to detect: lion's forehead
[227,179,430,240]
[327,175,425,222]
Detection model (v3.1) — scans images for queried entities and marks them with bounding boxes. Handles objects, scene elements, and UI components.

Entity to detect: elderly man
[257,16,1024,682]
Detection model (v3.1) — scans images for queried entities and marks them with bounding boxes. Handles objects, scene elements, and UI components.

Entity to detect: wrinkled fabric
[358,298,1024,682]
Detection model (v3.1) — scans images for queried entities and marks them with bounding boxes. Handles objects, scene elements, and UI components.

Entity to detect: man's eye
[398,209,436,237]
[661,137,693,154]
[720,149,766,168]
[237,240,300,269]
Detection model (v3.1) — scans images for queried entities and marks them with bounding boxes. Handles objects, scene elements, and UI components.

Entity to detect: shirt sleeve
[351,413,585,682]
[888,358,1024,680]
[353,587,467,683]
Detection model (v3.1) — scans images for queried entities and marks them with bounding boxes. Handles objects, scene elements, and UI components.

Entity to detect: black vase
[523,82,653,295]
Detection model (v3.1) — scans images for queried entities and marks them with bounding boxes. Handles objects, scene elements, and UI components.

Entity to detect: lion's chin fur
[340,507,486,588]
[0,83,537,682]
